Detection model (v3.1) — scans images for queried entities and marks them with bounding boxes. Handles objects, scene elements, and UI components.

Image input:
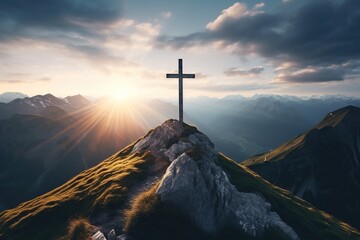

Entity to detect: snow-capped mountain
[0,93,90,119]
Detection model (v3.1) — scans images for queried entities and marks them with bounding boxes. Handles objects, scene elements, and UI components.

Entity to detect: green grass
[0,143,153,240]
[218,153,360,240]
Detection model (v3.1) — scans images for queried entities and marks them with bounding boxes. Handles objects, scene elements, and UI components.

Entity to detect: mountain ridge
[242,105,360,229]
[0,93,91,120]
[0,120,359,240]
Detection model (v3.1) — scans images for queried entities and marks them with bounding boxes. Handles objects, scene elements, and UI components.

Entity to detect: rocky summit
[0,119,359,240]
[132,120,299,239]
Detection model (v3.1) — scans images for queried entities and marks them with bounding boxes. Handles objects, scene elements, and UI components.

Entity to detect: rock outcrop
[132,119,300,239]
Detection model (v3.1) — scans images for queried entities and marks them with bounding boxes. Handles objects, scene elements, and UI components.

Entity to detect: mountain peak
[243,106,360,229]
[130,119,300,239]
[131,119,214,161]
[154,140,300,239]
[316,105,360,129]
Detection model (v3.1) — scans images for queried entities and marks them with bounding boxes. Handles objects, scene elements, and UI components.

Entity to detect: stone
[156,152,300,239]
[131,119,212,161]
[107,229,116,240]
[92,231,107,240]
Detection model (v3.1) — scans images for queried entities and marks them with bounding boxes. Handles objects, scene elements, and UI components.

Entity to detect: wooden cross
[166,59,195,123]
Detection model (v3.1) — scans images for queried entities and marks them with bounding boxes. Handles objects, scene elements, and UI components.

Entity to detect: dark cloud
[276,67,344,83]
[224,66,264,77]
[158,0,360,83]
[0,0,123,38]
[0,0,124,62]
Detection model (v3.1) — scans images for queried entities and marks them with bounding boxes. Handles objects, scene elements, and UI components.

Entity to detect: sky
[0,0,360,99]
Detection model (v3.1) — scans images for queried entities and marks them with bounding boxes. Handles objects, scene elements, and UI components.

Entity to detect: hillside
[0,100,146,210]
[0,97,182,211]
[243,106,360,229]
[0,120,359,240]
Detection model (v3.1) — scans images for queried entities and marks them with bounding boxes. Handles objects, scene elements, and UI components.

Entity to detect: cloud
[162,11,172,19]
[254,3,265,9]
[195,73,208,79]
[0,0,168,76]
[0,80,27,84]
[157,0,360,83]
[190,82,273,92]
[206,2,263,31]
[0,0,136,66]
[0,0,124,43]
[275,67,345,83]
[39,77,52,82]
[224,66,264,77]
[0,73,52,84]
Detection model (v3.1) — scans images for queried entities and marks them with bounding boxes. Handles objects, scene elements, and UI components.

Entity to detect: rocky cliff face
[131,120,299,239]
[243,106,360,229]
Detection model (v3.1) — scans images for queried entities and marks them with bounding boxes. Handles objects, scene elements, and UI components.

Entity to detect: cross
[166,59,195,123]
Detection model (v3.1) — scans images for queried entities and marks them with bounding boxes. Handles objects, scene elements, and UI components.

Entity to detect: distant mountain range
[2,93,360,162]
[0,95,178,210]
[0,120,358,240]
[2,93,360,218]
[0,93,90,119]
[243,105,360,229]
[185,95,360,161]
[0,92,28,103]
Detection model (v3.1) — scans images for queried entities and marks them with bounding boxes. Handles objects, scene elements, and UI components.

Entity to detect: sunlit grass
[59,217,92,240]
[18,97,173,173]
[0,143,153,240]
[124,182,160,232]
[242,133,306,166]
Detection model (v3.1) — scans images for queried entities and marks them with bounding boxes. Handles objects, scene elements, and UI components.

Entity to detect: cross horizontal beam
[166,73,195,78]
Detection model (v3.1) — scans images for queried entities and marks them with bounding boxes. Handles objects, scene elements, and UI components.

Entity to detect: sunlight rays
[25,98,168,170]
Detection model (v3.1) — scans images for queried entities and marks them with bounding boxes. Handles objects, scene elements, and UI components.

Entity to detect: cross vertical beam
[179,59,183,123]
[166,59,195,124]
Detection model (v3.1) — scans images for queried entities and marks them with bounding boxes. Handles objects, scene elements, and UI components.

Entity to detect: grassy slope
[242,132,306,166]
[218,154,360,240]
[0,143,153,240]
[242,106,358,167]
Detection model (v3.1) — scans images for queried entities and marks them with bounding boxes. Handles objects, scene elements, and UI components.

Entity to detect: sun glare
[107,84,138,103]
